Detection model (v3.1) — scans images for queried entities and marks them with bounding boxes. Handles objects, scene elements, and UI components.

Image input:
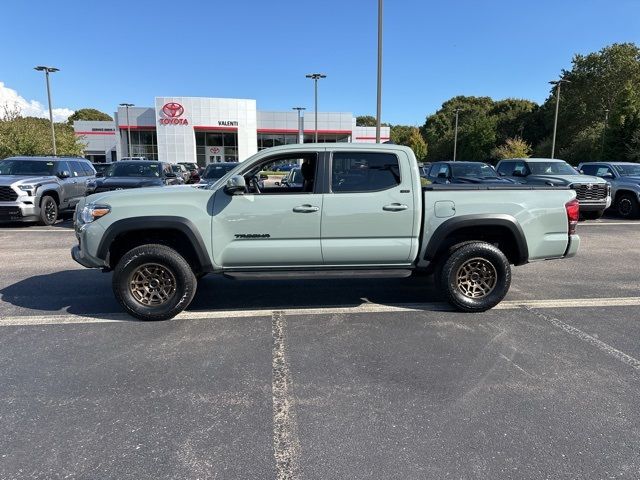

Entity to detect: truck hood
[618,175,640,185]
[94,177,164,189]
[0,175,59,186]
[87,184,198,204]
[527,174,607,186]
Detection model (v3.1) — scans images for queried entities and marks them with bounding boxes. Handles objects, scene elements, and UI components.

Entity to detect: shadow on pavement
[0,269,444,320]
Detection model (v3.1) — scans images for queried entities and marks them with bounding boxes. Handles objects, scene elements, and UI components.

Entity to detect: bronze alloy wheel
[455,257,498,299]
[44,198,57,224]
[128,263,177,306]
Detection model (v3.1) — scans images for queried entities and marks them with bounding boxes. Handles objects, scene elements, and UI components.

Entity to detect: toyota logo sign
[159,102,188,125]
[162,102,184,118]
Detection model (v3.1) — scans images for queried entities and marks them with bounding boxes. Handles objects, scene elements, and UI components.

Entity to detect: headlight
[80,204,110,223]
[18,184,37,196]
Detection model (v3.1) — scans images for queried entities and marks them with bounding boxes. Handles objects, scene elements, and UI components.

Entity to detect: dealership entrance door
[207,147,225,164]
[196,131,238,166]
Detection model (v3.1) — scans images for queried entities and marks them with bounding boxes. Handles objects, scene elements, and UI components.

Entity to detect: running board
[223,269,413,281]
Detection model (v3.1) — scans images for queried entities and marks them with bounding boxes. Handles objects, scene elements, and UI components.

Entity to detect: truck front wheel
[112,244,197,321]
[441,242,511,312]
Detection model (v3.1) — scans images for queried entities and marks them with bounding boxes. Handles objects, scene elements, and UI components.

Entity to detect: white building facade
[75,96,390,165]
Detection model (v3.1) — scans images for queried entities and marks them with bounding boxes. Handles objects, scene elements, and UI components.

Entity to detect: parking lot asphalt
[0,217,639,479]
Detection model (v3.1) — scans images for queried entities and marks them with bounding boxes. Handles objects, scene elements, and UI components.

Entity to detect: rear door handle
[293,204,319,213]
[383,203,408,212]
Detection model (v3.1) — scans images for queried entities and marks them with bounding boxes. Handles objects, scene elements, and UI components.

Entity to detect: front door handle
[293,204,319,213]
[383,203,408,212]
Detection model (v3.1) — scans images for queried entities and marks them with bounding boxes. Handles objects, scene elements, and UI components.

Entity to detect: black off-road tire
[112,244,197,321]
[616,193,640,219]
[580,210,604,221]
[38,195,58,226]
[440,242,511,313]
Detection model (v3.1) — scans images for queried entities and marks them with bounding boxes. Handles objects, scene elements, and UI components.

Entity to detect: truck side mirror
[225,175,247,195]
[602,172,614,179]
[57,170,70,179]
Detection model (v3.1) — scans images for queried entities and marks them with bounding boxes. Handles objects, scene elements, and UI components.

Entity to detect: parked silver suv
[0,156,96,225]
[578,162,640,219]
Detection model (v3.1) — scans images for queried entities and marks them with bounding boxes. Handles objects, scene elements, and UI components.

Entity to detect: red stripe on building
[257,128,352,135]
[355,136,390,140]
[118,125,157,130]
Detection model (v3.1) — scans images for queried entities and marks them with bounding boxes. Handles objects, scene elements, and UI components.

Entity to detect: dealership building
[73,96,390,165]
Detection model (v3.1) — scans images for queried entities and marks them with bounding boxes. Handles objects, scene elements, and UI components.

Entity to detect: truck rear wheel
[440,242,511,312]
[112,244,197,321]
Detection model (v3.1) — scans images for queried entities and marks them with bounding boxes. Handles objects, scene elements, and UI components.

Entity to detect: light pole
[292,107,306,144]
[375,0,383,143]
[600,108,610,159]
[119,103,134,158]
[305,73,326,142]
[453,108,461,161]
[549,79,570,159]
[34,66,59,155]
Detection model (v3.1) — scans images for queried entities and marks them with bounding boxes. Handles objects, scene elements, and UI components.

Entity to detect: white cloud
[0,81,74,122]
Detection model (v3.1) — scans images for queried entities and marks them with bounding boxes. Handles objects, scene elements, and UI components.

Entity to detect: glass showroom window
[257,133,298,150]
[129,130,158,160]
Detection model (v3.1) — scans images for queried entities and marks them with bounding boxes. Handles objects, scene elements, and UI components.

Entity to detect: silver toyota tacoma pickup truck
[0,156,96,225]
[72,144,580,320]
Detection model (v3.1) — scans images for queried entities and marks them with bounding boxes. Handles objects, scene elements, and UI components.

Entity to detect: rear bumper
[564,234,580,258]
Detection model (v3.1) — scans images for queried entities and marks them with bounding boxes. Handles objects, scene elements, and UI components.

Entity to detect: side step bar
[223,269,413,281]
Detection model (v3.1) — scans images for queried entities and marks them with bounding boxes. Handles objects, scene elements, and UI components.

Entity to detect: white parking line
[1,296,640,327]
[524,306,640,371]
[0,229,73,233]
[580,221,640,226]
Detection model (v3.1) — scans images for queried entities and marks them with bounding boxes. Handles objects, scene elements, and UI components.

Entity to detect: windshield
[203,164,236,180]
[0,159,56,176]
[613,164,640,176]
[528,161,577,175]
[450,163,497,178]
[108,163,161,177]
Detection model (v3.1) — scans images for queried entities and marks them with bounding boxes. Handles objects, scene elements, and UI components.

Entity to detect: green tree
[408,127,427,160]
[540,43,640,161]
[356,115,377,127]
[491,137,532,160]
[0,107,86,159]
[67,108,113,124]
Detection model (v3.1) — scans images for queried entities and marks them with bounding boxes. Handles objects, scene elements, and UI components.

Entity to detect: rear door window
[69,161,85,177]
[331,152,401,193]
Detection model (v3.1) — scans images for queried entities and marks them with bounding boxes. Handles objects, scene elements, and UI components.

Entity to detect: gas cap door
[434,200,456,218]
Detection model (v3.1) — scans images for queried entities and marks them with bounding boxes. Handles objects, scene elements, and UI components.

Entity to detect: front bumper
[0,201,39,222]
[71,220,108,269]
[578,198,611,212]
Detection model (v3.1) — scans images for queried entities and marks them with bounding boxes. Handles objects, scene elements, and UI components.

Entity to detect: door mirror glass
[259,173,268,180]
[58,170,70,179]
[225,175,247,195]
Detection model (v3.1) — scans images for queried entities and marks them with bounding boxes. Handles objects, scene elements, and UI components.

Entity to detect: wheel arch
[98,217,212,273]
[424,214,529,266]
[39,189,60,206]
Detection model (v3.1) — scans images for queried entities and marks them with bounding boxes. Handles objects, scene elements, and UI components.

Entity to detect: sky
[0,0,639,125]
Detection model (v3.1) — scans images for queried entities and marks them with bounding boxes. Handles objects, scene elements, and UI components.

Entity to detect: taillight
[565,198,579,235]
